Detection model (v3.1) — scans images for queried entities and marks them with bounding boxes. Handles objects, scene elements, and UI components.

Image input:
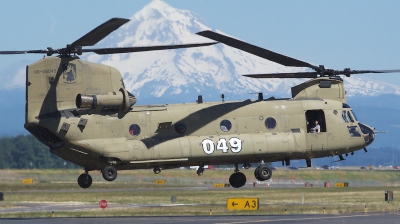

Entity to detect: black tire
[197,167,204,176]
[254,167,260,180]
[102,166,118,181]
[229,172,247,188]
[153,167,161,174]
[257,166,272,181]
[77,174,92,188]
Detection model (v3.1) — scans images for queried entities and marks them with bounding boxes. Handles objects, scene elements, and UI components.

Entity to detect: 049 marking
[202,137,242,155]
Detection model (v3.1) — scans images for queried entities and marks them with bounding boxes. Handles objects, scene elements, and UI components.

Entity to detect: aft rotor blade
[85,42,218,55]
[197,30,317,69]
[70,18,130,48]
[243,72,319,79]
[0,50,48,54]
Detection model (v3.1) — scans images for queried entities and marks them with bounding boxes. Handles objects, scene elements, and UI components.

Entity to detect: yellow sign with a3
[22,179,33,184]
[155,180,165,184]
[226,198,259,210]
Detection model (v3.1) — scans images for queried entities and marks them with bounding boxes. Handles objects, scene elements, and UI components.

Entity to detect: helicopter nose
[358,123,375,147]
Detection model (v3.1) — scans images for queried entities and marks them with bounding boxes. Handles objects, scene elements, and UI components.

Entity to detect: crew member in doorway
[310,120,320,133]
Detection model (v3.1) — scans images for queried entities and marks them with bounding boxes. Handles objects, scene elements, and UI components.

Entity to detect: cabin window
[342,111,349,123]
[175,122,187,134]
[348,126,361,137]
[305,110,326,132]
[265,117,276,130]
[347,111,355,122]
[220,120,232,132]
[129,124,141,136]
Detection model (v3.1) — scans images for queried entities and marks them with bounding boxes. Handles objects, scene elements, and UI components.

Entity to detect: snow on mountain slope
[84,0,400,102]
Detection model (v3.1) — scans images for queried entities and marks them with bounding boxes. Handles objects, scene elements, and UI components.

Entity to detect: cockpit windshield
[351,110,358,121]
[347,111,355,123]
[342,111,349,123]
[342,103,351,108]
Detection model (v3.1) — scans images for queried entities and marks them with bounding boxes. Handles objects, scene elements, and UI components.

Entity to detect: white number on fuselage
[216,138,229,153]
[202,137,242,155]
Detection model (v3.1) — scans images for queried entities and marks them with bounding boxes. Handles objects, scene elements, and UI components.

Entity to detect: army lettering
[33,69,57,74]
[202,137,242,155]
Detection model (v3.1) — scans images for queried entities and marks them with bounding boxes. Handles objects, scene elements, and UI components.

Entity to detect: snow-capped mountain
[84,0,400,103]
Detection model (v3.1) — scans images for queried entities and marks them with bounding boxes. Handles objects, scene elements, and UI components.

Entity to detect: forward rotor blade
[243,72,319,79]
[70,18,130,48]
[85,42,217,55]
[345,69,400,75]
[197,30,317,69]
[0,51,29,54]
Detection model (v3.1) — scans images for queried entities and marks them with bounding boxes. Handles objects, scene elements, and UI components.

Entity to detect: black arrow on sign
[232,202,238,207]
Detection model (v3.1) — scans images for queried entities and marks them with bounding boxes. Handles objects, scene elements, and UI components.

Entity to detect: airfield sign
[226,198,259,210]
[22,179,33,184]
[99,199,108,209]
[155,180,165,184]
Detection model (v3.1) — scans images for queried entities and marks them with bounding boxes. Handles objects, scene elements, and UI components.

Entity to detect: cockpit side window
[347,111,355,123]
[342,111,349,123]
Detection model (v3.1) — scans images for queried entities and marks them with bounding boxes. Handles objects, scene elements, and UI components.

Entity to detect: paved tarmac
[1,213,400,224]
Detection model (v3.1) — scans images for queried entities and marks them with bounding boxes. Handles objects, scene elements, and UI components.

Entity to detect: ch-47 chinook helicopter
[2,17,399,189]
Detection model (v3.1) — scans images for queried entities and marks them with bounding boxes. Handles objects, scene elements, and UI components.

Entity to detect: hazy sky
[1,0,400,86]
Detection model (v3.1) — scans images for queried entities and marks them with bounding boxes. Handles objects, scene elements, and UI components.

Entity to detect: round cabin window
[129,124,141,136]
[220,120,232,132]
[265,117,276,130]
[175,122,187,134]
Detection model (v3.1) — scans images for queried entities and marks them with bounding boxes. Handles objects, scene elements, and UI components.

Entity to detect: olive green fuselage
[25,57,372,171]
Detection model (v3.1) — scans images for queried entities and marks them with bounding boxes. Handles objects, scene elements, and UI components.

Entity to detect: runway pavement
[1,213,400,224]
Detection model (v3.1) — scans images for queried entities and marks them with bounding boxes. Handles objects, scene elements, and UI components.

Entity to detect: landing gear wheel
[153,166,161,174]
[102,166,117,181]
[77,174,92,188]
[254,166,261,180]
[229,172,246,188]
[255,166,272,181]
[196,167,204,176]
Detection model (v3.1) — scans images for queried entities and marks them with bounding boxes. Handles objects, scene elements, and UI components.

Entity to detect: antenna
[196,95,203,104]
[258,92,263,101]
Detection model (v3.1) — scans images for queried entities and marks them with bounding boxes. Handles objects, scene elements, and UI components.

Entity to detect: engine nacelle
[76,88,136,112]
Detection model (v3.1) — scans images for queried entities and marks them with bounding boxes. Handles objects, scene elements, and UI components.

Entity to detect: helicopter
[2,17,399,189]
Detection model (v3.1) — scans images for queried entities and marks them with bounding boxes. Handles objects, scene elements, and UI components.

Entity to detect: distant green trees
[0,135,79,169]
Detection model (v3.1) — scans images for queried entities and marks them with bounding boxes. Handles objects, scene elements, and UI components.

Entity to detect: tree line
[0,135,79,169]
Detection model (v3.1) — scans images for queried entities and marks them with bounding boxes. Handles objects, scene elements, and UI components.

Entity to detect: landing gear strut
[77,169,92,188]
[102,165,118,181]
[229,163,246,188]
